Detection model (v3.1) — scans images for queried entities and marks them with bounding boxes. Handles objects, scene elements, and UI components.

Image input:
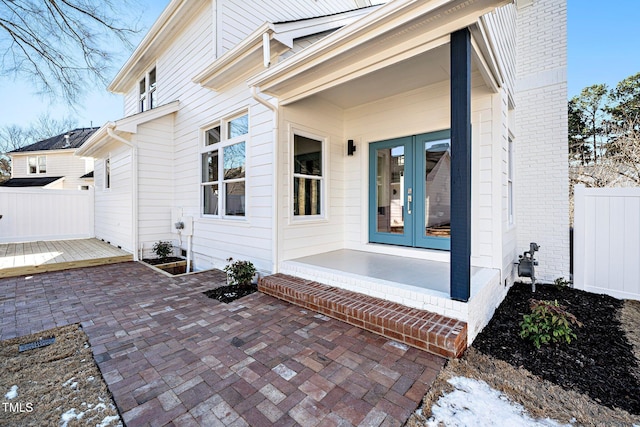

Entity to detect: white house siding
[94,144,133,252]
[11,151,93,190]
[514,0,568,281]
[279,96,346,261]
[482,3,517,94]
[136,115,175,254]
[179,95,276,274]
[340,74,501,269]
[112,1,276,272]
[480,4,520,286]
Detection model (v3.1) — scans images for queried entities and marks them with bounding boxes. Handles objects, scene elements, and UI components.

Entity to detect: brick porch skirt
[259,274,467,358]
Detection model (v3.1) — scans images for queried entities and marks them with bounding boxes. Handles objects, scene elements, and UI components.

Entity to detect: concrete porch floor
[0,262,444,426]
[282,249,493,299]
[0,238,132,278]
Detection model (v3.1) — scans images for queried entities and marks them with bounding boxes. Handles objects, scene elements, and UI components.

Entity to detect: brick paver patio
[0,262,445,426]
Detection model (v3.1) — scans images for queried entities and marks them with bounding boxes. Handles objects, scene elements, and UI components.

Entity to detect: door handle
[407,188,412,215]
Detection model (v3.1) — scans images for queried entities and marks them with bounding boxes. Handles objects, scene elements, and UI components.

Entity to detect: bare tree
[0,114,77,181]
[571,117,640,188]
[0,0,141,104]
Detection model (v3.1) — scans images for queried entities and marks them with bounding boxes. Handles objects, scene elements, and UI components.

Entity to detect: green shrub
[520,299,582,349]
[152,241,173,261]
[223,258,257,286]
[554,277,571,289]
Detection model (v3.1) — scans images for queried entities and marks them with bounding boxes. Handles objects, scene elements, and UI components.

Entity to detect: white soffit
[249,0,511,105]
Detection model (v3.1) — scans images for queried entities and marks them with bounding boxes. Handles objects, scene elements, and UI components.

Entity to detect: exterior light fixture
[347,139,356,156]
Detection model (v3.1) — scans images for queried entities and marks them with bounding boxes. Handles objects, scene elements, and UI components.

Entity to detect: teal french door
[368,130,451,250]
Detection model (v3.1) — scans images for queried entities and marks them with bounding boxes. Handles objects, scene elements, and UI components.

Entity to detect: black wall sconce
[347,139,356,156]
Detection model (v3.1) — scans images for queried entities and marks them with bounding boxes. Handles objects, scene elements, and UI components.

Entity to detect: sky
[1,0,639,130]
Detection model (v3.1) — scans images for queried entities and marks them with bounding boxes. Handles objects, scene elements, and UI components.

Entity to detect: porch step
[259,273,467,358]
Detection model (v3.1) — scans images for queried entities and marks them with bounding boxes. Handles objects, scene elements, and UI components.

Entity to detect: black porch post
[450,28,471,302]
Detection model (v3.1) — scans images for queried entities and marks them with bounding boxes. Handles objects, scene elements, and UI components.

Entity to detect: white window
[293,133,324,217]
[508,137,514,225]
[201,112,248,217]
[104,157,111,190]
[139,67,157,112]
[28,156,46,174]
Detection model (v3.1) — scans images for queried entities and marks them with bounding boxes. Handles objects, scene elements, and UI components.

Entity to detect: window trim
[290,127,327,222]
[200,110,249,219]
[27,155,46,174]
[104,155,111,190]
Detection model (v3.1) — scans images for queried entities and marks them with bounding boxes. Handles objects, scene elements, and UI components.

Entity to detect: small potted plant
[223,257,257,287]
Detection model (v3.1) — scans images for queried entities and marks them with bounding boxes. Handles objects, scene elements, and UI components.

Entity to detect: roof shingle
[11,128,99,153]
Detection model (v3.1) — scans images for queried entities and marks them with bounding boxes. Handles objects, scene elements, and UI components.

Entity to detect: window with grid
[27,156,46,174]
[139,67,157,112]
[201,112,248,217]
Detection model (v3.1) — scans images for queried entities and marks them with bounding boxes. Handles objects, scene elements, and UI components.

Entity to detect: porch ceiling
[313,43,478,109]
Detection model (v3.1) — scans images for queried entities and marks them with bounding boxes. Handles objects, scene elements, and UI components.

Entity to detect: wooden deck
[0,239,133,278]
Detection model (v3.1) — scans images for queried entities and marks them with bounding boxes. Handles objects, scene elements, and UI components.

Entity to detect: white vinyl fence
[573,184,640,300]
[0,187,94,243]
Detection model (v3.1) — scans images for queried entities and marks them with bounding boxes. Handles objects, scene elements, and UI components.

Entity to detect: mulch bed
[473,282,640,415]
[141,257,184,265]
[202,284,257,304]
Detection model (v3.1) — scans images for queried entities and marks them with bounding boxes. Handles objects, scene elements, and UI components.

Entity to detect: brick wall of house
[514,0,569,281]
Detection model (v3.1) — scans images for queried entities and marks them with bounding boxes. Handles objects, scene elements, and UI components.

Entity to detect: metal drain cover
[19,337,55,353]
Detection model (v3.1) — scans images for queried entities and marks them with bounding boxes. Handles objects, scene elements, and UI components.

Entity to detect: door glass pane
[376,146,404,234]
[424,139,451,237]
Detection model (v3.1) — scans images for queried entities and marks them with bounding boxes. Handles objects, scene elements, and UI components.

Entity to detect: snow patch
[386,341,409,351]
[5,385,18,400]
[60,408,84,427]
[425,377,571,427]
[97,415,122,427]
[62,377,78,389]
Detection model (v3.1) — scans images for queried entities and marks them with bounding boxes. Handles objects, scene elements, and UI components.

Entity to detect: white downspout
[251,86,279,274]
[106,124,139,262]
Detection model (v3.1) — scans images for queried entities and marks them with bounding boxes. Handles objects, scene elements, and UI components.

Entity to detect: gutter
[251,86,280,274]
[106,124,140,262]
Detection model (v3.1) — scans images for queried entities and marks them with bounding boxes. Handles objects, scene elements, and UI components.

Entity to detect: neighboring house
[2,128,97,190]
[77,0,568,343]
